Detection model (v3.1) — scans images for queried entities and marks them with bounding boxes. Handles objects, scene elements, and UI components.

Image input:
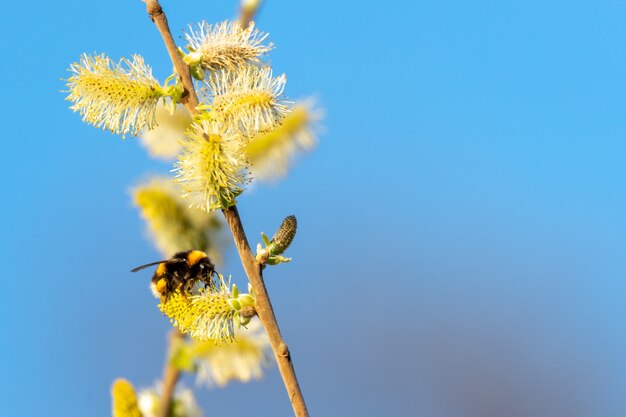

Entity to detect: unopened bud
[269,215,297,255]
[240,305,257,319]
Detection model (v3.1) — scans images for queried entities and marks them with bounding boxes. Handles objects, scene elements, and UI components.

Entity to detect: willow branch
[145,2,309,416]
[157,329,184,417]
[146,0,199,109]
[222,206,309,417]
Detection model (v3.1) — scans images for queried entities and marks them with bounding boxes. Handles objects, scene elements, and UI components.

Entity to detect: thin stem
[145,2,309,416]
[222,206,309,417]
[157,329,184,417]
[146,0,199,109]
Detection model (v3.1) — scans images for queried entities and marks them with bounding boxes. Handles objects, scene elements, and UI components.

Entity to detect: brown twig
[222,206,309,417]
[157,329,184,417]
[146,0,199,109]
[145,2,310,416]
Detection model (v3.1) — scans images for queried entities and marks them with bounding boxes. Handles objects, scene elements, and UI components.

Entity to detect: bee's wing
[130,257,186,272]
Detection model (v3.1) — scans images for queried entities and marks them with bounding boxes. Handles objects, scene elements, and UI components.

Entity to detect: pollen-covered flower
[175,120,249,211]
[205,65,289,137]
[66,53,164,137]
[246,101,322,181]
[184,20,272,73]
[111,379,142,417]
[138,383,201,417]
[132,177,224,261]
[159,276,242,343]
[140,104,192,160]
[192,319,272,387]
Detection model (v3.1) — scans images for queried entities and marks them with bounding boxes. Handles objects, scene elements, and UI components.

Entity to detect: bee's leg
[203,269,212,288]
[170,275,183,293]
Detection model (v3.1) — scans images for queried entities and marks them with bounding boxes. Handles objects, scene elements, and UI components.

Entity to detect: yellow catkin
[175,121,249,212]
[185,20,272,72]
[133,178,223,259]
[159,288,236,343]
[190,320,271,387]
[212,91,274,119]
[111,379,142,417]
[245,104,319,181]
[139,104,192,160]
[136,385,201,417]
[66,54,163,138]
[207,65,288,137]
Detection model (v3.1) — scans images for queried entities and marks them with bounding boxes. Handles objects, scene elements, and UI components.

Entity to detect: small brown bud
[270,215,297,255]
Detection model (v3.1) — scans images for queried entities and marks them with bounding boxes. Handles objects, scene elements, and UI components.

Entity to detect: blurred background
[1,0,626,416]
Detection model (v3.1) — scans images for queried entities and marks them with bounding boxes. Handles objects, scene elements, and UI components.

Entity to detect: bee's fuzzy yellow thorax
[187,250,207,266]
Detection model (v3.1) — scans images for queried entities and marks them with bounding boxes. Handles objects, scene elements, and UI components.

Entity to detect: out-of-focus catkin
[111,379,142,417]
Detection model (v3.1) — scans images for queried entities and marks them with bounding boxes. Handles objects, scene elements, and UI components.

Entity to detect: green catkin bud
[255,215,298,264]
[269,215,297,255]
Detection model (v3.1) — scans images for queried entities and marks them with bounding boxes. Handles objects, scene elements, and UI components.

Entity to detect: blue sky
[1,1,626,416]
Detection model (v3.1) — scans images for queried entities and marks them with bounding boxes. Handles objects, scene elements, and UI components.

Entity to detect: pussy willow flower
[175,120,249,211]
[140,104,191,160]
[185,20,272,72]
[138,383,201,417]
[111,379,142,417]
[132,177,224,262]
[66,53,163,137]
[159,276,238,343]
[245,101,321,181]
[192,319,272,387]
[206,65,289,137]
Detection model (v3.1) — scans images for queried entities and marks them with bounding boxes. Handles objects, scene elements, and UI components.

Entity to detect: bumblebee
[131,250,217,298]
